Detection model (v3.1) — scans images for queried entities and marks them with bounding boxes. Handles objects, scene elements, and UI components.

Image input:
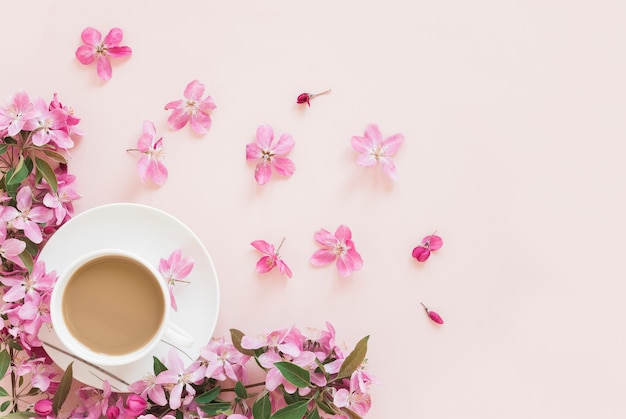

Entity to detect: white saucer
[37,203,220,392]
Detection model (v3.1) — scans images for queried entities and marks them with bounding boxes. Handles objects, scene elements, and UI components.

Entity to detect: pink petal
[103,28,124,47]
[147,161,168,186]
[251,240,273,255]
[80,27,102,46]
[333,389,350,408]
[75,45,95,65]
[96,55,112,81]
[364,123,383,145]
[310,249,336,266]
[380,158,399,181]
[335,225,352,242]
[255,256,275,273]
[190,112,211,135]
[184,80,205,101]
[254,161,272,185]
[272,133,294,155]
[167,108,190,131]
[197,97,217,112]
[256,125,274,149]
[2,239,25,257]
[427,235,444,250]
[278,260,293,278]
[246,143,262,160]
[356,152,378,167]
[164,99,183,111]
[412,246,431,262]
[382,133,404,156]
[136,155,150,182]
[107,46,132,58]
[350,135,373,154]
[314,229,336,247]
[24,220,43,244]
[272,157,295,177]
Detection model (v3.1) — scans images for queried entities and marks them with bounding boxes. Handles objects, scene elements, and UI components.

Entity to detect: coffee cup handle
[163,321,194,348]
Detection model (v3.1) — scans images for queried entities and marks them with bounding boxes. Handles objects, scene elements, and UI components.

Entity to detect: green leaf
[52,362,73,415]
[229,329,256,357]
[198,401,232,416]
[153,356,167,375]
[0,386,8,397]
[7,339,22,351]
[176,411,183,419]
[18,251,34,274]
[336,336,369,380]
[6,155,30,186]
[274,361,311,388]
[283,389,301,404]
[340,407,364,419]
[1,400,11,412]
[234,380,248,399]
[270,400,308,419]
[314,399,336,415]
[194,385,221,404]
[0,349,10,379]
[0,143,8,156]
[252,392,272,419]
[42,149,67,165]
[306,408,322,419]
[35,157,57,194]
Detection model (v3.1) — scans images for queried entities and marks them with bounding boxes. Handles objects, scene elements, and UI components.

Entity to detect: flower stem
[220,381,266,392]
[310,89,332,99]
[276,237,286,254]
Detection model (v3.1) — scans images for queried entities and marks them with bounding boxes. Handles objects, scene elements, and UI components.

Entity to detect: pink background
[2,1,626,417]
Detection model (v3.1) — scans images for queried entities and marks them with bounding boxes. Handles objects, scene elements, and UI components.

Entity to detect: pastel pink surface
[2,1,626,418]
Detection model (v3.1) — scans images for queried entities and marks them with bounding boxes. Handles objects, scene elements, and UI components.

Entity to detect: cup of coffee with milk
[50,249,193,366]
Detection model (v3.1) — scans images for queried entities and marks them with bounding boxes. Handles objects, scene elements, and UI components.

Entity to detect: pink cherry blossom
[350,123,404,180]
[75,27,132,81]
[30,97,73,149]
[164,80,216,135]
[411,232,443,262]
[129,373,167,407]
[245,124,295,185]
[251,238,292,278]
[155,349,206,410]
[129,121,168,186]
[158,249,194,311]
[49,93,84,138]
[75,381,113,418]
[310,225,363,277]
[333,372,372,416]
[43,171,81,225]
[0,91,37,137]
[241,326,302,358]
[34,398,53,416]
[1,186,53,244]
[200,337,250,382]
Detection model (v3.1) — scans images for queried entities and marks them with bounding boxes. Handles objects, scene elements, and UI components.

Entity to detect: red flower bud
[421,302,444,324]
[34,399,53,416]
[296,89,331,106]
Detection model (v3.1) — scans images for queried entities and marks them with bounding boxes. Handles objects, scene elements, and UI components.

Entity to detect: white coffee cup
[50,248,194,366]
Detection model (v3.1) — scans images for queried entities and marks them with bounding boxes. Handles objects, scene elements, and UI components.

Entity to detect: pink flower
[49,93,84,138]
[251,238,292,278]
[124,394,148,416]
[128,373,167,407]
[164,80,216,135]
[34,399,53,416]
[200,337,250,382]
[333,372,372,416]
[0,91,37,137]
[43,171,81,225]
[421,302,444,324]
[129,121,168,186]
[411,232,443,262]
[159,249,194,311]
[1,186,53,244]
[350,123,404,180]
[245,124,295,185]
[75,27,132,81]
[155,349,206,410]
[310,225,363,277]
[30,97,73,149]
[241,326,303,358]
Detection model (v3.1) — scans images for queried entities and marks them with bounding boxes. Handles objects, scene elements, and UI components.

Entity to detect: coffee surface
[62,255,165,356]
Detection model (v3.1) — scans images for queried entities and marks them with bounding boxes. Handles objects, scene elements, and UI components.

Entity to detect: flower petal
[107,46,132,58]
[356,152,378,167]
[364,123,383,145]
[310,249,336,266]
[272,157,295,177]
[254,161,272,185]
[412,246,431,262]
[190,112,211,135]
[184,80,205,101]
[251,240,273,254]
[256,256,275,273]
[256,124,274,149]
[335,225,352,242]
[380,158,399,180]
[81,27,102,46]
[246,143,262,160]
[75,45,95,65]
[427,235,444,250]
[167,108,190,131]
[272,133,294,155]
[350,135,373,153]
[382,133,404,156]
[96,55,112,81]
[314,229,336,247]
[103,28,124,46]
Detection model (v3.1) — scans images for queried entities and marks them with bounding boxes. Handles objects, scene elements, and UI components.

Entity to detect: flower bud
[125,394,147,414]
[297,93,311,106]
[34,399,53,416]
[106,405,120,419]
[421,302,444,324]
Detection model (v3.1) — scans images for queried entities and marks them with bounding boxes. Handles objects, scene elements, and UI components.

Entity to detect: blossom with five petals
[1,186,52,244]
[251,238,292,278]
[245,124,295,185]
[0,91,37,137]
[164,80,216,135]
[30,97,73,149]
[129,121,168,186]
[310,225,363,277]
[350,123,404,180]
[333,372,372,416]
[200,337,250,382]
[158,249,194,311]
[75,27,132,81]
[128,373,167,407]
[155,349,206,410]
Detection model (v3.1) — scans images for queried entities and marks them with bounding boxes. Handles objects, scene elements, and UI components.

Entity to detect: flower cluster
[116,323,373,419]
